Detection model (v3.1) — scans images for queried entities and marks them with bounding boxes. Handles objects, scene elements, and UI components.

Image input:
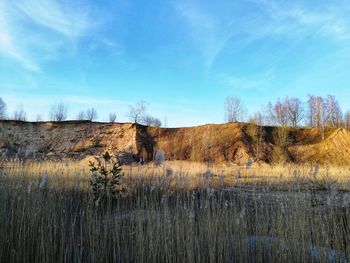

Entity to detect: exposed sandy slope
[1,120,350,165]
[0,121,137,161]
[288,128,350,165]
[144,123,255,164]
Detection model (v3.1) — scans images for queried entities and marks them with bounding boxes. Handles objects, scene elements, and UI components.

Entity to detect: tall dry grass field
[0,161,349,262]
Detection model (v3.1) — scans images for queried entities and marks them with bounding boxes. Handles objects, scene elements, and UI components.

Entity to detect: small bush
[271,146,288,164]
[89,151,125,203]
[165,167,174,177]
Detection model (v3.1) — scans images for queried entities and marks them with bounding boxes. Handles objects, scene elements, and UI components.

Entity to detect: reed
[0,160,349,262]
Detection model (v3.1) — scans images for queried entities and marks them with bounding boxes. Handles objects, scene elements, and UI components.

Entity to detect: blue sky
[1,0,350,127]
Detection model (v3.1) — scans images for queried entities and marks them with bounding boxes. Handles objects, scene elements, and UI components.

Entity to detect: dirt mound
[0,120,349,165]
[289,128,350,165]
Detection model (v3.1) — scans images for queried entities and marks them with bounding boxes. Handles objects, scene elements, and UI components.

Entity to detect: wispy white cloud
[175,1,236,69]
[14,0,91,38]
[87,37,122,56]
[218,71,275,90]
[175,0,350,69]
[0,2,39,71]
[0,0,96,72]
[248,0,350,43]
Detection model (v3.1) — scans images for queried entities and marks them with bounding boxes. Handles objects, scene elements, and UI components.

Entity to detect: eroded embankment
[1,120,350,165]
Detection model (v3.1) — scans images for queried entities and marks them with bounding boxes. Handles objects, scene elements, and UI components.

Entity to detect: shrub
[271,146,288,164]
[89,151,125,203]
[165,167,173,177]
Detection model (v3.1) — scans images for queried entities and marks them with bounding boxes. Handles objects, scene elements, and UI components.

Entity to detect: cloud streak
[14,0,91,38]
[175,0,350,70]
[0,2,39,71]
[175,1,235,69]
[217,70,275,91]
[0,0,94,71]
[254,0,350,42]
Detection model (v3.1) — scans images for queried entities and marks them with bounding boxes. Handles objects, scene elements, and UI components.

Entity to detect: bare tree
[129,101,147,124]
[86,108,98,121]
[307,95,342,129]
[142,115,162,127]
[109,112,117,123]
[316,97,326,128]
[250,111,265,126]
[76,111,86,120]
[325,95,342,128]
[285,98,304,127]
[344,111,350,129]
[152,118,162,127]
[50,101,68,121]
[307,95,317,127]
[267,99,288,126]
[0,97,6,120]
[224,96,246,122]
[306,95,328,139]
[35,114,42,122]
[307,95,326,130]
[13,104,26,121]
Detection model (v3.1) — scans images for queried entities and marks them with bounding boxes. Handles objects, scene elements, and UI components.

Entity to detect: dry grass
[0,160,349,262]
[120,161,350,191]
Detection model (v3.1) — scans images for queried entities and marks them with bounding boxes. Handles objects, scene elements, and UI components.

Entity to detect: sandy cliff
[1,120,350,165]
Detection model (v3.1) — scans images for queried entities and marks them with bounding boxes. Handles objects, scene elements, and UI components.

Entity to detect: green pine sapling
[89,151,125,203]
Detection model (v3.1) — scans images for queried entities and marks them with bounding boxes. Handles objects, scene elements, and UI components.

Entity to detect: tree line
[0,98,163,127]
[224,95,350,129]
[1,95,349,129]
